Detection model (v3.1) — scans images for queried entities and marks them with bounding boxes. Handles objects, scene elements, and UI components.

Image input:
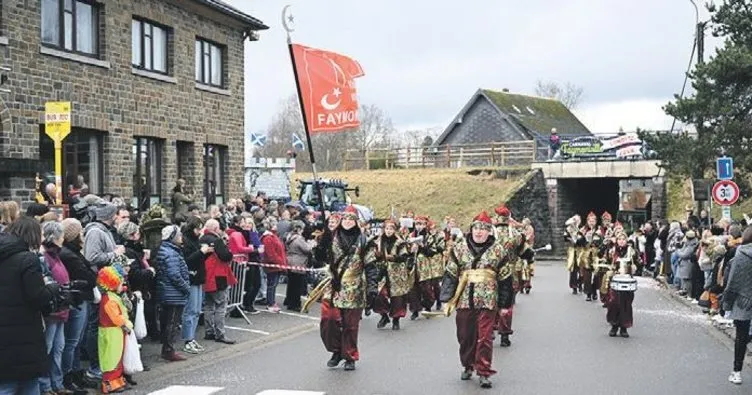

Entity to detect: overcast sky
[229,0,719,137]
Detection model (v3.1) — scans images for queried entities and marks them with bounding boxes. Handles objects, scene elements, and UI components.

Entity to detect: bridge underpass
[531,160,664,253]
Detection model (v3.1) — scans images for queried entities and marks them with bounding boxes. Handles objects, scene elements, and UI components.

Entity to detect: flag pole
[283,5,326,212]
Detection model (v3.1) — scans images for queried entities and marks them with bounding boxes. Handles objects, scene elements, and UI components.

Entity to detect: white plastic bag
[123,329,143,375]
[93,287,102,304]
[134,297,147,340]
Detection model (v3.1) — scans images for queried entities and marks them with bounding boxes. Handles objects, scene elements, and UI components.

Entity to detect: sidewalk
[655,275,752,357]
[132,284,319,384]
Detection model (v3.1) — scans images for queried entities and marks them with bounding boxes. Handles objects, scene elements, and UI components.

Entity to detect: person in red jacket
[226,215,255,258]
[260,217,288,313]
[199,219,237,344]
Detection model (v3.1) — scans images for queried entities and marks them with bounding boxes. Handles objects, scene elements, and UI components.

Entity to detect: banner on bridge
[558,133,655,160]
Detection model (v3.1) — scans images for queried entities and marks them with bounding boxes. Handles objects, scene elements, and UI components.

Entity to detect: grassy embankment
[293,168,527,227]
[666,177,752,221]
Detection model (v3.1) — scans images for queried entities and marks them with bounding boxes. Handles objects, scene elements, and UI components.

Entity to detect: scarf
[724,244,752,312]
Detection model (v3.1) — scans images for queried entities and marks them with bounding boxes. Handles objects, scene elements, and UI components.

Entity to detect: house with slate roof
[434,89,592,160]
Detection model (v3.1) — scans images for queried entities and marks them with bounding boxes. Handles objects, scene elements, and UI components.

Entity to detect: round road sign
[712,180,740,206]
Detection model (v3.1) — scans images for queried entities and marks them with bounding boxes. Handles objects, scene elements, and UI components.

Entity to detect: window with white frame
[132,18,168,73]
[41,0,99,56]
[195,38,224,87]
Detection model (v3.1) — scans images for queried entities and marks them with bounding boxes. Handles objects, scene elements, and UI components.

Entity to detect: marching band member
[439,211,515,389]
[408,216,445,320]
[600,211,614,239]
[605,231,639,338]
[564,215,583,294]
[316,206,379,371]
[492,205,524,348]
[372,219,412,330]
[519,218,536,294]
[579,212,599,301]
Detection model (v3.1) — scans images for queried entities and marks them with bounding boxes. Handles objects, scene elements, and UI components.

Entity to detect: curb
[135,322,317,382]
[655,276,752,360]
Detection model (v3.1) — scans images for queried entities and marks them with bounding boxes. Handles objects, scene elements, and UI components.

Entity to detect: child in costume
[97,266,133,394]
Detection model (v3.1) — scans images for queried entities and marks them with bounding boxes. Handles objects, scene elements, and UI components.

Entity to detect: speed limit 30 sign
[712,180,740,206]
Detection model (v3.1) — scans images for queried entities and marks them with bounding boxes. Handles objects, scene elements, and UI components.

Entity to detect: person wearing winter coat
[722,226,752,385]
[180,216,213,354]
[200,219,236,344]
[285,221,315,312]
[155,225,190,362]
[667,221,684,287]
[118,221,158,344]
[261,218,288,313]
[59,218,97,393]
[676,231,700,300]
[0,217,58,395]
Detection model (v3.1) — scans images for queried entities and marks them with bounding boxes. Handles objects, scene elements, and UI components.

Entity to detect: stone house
[0,0,267,210]
[434,88,592,161]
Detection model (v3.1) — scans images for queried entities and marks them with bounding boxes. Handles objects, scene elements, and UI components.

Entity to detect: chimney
[502,88,509,92]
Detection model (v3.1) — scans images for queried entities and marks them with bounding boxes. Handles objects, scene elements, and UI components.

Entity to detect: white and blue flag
[292,133,305,151]
[250,133,267,147]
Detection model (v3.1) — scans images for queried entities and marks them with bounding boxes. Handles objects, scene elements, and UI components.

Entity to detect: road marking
[225,325,271,335]
[257,391,325,395]
[149,385,224,395]
[259,309,320,321]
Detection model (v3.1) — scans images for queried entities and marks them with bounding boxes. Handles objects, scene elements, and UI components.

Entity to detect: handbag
[698,290,711,308]
[134,297,147,340]
[123,329,143,375]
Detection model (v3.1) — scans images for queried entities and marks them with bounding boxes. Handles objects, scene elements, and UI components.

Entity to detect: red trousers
[494,305,514,335]
[373,287,407,318]
[410,278,440,312]
[456,309,497,377]
[606,290,634,328]
[320,300,363,361]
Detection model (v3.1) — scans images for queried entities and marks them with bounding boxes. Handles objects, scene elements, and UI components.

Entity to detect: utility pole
[696,21,706,64]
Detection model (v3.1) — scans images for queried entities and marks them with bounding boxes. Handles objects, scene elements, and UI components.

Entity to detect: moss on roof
[482,89,591,136]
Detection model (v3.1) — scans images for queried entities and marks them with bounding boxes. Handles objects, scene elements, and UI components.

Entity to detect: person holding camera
[39,221,74,395]
[0,216,60,395]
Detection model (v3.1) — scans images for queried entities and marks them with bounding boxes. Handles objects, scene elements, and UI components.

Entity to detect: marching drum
[609,274,637,292]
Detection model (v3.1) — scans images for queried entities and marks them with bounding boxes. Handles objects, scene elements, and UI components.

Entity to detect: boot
[63,372,86,392]
[572,288,578,295]
[124,374,137,386]
[161,351,187,362]
[479,376,493,389]
[377,314,390,329]
[609,325,618,337]
[500,334,511,347]
[585,295,592,302]
[392,318,400,330]
[620,327,629,338]
[435,300,442,310]
[327,352,343,367]
[460,368,473,380]
[410,311,419,320]
[343,360,356,371]
[525,287,531,294]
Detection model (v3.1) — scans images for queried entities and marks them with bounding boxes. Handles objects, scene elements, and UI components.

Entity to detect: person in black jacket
[59,218,97,393]
[0,217,59,394]
[118,221,157,345]
[181,216,213,354]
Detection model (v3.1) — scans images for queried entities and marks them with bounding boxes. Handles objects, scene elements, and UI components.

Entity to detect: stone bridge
[530,160,665,253]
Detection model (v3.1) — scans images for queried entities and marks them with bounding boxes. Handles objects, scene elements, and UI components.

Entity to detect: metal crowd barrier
[227,256,252,325]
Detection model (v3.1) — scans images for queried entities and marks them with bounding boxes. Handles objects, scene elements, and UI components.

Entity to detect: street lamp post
[669,0,704,133]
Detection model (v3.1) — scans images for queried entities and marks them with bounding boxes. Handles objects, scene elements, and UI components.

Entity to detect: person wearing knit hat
[408,213,445,320]
[314,202,378,372]
[117,221,140,242]
[440,210,515,389]
[62,217,83,244]
[95,203,118,222]
[490,206,524,348]
[96,266,131,394]
[604,228,640,338]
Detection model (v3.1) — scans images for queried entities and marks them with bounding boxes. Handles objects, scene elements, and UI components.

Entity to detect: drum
[609,274,637,292]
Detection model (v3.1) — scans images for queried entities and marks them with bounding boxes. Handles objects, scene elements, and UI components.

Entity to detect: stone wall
[502,169,553,253]
[0,0,256,206]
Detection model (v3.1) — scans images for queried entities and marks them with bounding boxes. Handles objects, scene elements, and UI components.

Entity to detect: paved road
[131,262,751,395]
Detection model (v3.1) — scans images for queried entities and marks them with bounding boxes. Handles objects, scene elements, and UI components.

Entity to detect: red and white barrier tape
[232,255,327,273]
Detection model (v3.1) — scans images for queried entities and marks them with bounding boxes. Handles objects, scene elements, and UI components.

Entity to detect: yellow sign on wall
[44,101,71,142]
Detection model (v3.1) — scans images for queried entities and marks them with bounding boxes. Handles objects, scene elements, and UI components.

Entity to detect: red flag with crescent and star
[292,44,365,134]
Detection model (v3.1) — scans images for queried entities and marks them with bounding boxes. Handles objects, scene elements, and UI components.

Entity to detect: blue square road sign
[717,157,734,180]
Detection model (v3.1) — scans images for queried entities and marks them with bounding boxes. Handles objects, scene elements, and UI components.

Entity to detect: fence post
[446,145,451,168]
[459,147,464,168]
[422,147,426,168]
[491,145,496,166]
[365,149,370,170]
[531,140,537,162]
[500,145,506,167]
[343,150,349,172]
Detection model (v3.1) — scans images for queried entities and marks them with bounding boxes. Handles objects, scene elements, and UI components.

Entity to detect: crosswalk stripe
[256,391,326,395]
[148,385,224,395]
[225,325,270,335]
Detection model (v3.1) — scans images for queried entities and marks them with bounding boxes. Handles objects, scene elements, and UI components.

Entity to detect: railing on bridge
[343,140,538,170]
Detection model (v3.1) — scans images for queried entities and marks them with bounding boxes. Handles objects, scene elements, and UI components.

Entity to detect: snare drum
[609,274,637,292]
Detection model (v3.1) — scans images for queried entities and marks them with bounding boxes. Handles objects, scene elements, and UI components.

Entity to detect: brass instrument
[302,276,331,314]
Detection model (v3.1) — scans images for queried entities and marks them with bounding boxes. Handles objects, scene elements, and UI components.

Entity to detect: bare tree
[534,80,584,109]
[353,104,396,151]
